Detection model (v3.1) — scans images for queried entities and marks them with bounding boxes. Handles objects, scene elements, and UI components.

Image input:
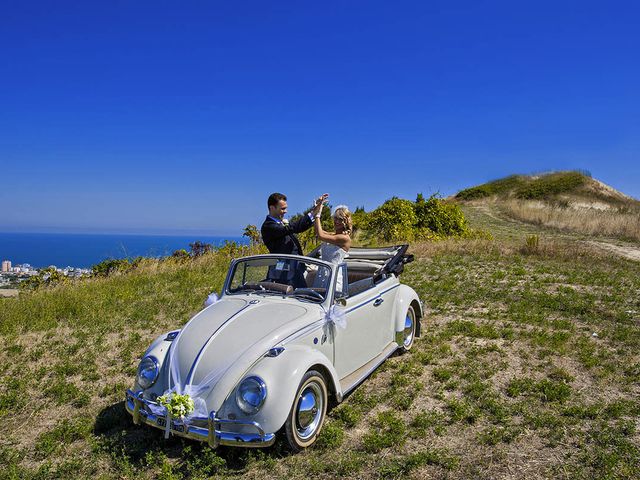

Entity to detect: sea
[0,232,248,269]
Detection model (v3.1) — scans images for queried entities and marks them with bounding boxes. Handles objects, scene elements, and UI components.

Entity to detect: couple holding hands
[260,192,352,267]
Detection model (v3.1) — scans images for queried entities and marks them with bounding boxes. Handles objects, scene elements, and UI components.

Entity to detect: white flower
[282,218,289,226]
[158,392,195,419]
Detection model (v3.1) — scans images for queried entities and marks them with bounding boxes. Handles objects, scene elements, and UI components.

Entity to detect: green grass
[455,170,588,201]
[1,217,640,479]
[515,171,587,199]
[456,174,527,200]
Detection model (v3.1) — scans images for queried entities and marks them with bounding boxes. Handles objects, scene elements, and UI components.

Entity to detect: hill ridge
[455,170,638,205]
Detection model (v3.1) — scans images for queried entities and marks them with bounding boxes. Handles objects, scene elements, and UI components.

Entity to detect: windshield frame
[223,254,336,304]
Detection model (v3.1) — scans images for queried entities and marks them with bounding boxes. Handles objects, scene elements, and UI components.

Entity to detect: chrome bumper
[125,389,276,448]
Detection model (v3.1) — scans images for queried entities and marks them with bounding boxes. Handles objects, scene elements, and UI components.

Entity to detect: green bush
[351,194,471,242]
[455,185,493,200]
[516,171,586,199]
[351,206,368,232]
[20,267,69,291]
[91,258,132,277]
[456,175,525,200]
[415,194,468,237]
[366,197,417,242]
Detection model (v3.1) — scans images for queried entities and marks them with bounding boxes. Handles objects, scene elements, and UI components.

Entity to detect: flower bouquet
[157,392,195,420]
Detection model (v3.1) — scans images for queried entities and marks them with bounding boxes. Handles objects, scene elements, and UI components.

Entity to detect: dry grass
[410,236,610,263]
[500,199,640,242]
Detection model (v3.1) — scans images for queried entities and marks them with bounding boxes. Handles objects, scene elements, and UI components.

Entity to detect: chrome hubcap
[295,382,323,440]
[403,311,414,347]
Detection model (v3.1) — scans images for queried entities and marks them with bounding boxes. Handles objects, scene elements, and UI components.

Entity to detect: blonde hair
[332,206,353,236]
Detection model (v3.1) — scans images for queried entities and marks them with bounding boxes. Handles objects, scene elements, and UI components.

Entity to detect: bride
[311,193,352,262]
[312,193,353,292]
[310,194,352,291]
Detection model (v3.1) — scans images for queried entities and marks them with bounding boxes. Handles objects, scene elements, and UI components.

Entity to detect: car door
[333,276,397,380]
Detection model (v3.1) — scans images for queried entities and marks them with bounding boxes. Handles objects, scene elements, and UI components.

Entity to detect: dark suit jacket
[261,214,313,255]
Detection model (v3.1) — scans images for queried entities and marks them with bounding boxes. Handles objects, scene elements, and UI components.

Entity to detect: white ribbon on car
[324,304,347,331]
[150,306,233,437]
[156,302,268,437]
[159,324,233,433]
[203,291,220,308]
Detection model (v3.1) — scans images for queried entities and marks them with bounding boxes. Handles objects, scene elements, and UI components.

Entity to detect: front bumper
[125,389,276,448]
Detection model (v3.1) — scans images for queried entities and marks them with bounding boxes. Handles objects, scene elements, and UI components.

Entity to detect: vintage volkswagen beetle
[125,245,422,451]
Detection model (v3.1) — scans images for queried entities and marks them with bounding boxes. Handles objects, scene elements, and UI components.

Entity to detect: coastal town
[0,259,90,293]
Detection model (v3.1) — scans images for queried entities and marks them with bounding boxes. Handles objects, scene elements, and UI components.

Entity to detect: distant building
[1,260,11,272]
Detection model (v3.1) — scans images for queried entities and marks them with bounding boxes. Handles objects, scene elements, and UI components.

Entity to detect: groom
[261,192,314,255]
[261,192,314,287]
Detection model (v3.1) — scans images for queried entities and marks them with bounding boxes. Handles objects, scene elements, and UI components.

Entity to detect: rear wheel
[401,305,416,352]
[284,370,328,452]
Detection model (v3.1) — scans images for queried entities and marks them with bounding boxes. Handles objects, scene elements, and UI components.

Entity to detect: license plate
[157,417,185,432]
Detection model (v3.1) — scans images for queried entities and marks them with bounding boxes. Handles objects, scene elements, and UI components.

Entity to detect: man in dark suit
[261,192,314,287]
[261,192,314,255]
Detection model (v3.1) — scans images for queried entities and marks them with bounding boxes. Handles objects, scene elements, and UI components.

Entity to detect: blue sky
[1,1,638,235]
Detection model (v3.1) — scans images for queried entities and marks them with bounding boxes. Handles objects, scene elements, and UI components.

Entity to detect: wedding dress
[320,243,347,265]
[315,243,347,291]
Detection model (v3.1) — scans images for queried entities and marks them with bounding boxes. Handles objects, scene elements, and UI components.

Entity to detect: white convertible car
[125,245,422,451]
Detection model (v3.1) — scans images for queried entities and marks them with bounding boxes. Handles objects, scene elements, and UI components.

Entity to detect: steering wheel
[293,288,324,300]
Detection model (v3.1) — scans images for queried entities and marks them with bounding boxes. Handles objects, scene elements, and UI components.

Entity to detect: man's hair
[267,192,287,208]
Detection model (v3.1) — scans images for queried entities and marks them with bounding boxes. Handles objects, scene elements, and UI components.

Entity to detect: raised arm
[314,218,351,249]
[312,195,351,250]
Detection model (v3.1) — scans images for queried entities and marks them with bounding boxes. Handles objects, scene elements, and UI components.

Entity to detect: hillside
[455,171,636,204]
[1,199,639,479]
[455,171,640,243]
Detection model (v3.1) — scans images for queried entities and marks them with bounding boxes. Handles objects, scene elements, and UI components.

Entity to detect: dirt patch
[586,241,640,262]
[0,289,19,297]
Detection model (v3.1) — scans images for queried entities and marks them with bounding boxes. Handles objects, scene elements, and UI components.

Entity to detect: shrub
[515,171,586,199]
[91,258,131,277]
[351,206,368,232]
[242,224,261,245]
[367,197,417,241]
[189,241,213,257]
[20,267,69,291]
[456,175,525,200]
[415,194,468,237]
[521,235,540,255]
[456,185,493,200]
[171,249,189,260]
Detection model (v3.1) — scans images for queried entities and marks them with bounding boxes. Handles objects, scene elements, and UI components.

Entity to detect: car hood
[167,295,321,408]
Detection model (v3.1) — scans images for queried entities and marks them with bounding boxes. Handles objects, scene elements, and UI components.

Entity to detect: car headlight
[235,376,267,414]
[137,356,159,389]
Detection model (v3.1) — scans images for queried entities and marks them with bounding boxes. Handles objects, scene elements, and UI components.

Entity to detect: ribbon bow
[324,304,347,330]
[203,291,220,308]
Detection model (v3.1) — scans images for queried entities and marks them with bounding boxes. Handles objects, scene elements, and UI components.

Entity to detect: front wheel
[401,305,416,352]
[284,370,328,452]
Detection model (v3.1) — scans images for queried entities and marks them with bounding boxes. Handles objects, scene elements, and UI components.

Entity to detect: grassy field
[497,199,640,243]
[1,209,639,479]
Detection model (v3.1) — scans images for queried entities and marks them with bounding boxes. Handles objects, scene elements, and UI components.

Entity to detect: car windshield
[227,257,332,302]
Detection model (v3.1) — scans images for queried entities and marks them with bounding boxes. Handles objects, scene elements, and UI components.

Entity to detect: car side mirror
[334,297,347,307]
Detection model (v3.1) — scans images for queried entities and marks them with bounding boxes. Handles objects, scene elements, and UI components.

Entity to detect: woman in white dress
[311,194,352,291]
[311,194,352,258]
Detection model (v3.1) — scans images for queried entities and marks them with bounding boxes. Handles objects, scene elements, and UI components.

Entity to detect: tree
[189,241,213,257]
[351,206,368,232]
[243,224,261,245]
